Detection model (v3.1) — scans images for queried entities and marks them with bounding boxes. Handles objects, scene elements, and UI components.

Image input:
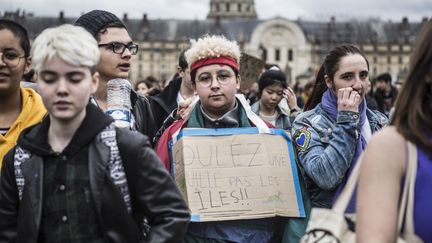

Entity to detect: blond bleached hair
[31,24,100,72]
[185,35,241,66]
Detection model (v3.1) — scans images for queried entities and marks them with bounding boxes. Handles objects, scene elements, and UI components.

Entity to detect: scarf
[321,89,367,213]
[187,100,252,129]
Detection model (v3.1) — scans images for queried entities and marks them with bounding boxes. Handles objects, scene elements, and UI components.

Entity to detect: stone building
[1,1,426,87]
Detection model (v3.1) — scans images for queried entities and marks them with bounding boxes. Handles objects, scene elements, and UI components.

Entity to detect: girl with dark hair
[291,44,388,212]
[251,67,300,130]
[357,20,432,242]
[0,19,46,169]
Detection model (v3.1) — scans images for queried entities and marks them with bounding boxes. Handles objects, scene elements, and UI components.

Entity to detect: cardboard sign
[171,128,305,222]
[239,52,265,90]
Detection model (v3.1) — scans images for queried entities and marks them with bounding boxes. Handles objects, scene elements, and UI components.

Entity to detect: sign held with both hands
[171,128,305,222]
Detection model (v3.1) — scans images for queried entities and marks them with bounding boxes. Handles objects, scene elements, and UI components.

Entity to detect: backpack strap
[13,125,132,216]
[99,124,132,214]
[14,146,32,201]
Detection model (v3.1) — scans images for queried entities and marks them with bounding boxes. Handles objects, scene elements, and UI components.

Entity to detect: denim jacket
[291,103,388,208]
[251,102,300,130]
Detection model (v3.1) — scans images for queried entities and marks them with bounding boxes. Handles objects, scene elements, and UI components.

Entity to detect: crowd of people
[0,9,430,243]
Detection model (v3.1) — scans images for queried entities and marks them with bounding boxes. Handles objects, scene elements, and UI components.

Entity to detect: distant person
[135,78,160,96]
[292,44,388,213]
[251,66,300,130]
[246,81,259,105]
[365,79,378,110]
[0,19,46,169]
[373,72,398,116]
[148,50,195,133]
[357,20,432,243]
[0,24,190,242]
[300,80,314,108]
[135,79,151,96]
[75,10,157,139]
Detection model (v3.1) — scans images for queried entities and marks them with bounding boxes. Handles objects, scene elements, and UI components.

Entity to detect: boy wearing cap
[156,35,279,242]
[75,10,157,140]
[0,24,189,243]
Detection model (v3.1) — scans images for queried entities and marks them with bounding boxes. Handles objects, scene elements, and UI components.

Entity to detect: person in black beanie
[75,10,157,142]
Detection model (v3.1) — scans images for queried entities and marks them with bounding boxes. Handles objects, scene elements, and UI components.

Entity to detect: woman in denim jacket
[291,45,388,213]
[251,67,301,130]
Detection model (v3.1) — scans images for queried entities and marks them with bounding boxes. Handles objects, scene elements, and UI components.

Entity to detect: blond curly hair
[185,35,241,68]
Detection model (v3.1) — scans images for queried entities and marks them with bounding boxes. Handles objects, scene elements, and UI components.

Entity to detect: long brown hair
[304,44,369,111]
[392,20,432,156]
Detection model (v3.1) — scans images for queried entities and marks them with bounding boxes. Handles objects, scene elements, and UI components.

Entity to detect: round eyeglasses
[98,42,139,55]
[196,72,235,88]
[0,52,26,68]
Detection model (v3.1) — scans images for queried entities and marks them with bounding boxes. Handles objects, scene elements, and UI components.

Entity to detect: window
[387,55,391,64]
[398,56,403,64]
[275,49,280,61]
[262,48,267,61]
[215,3,220,12]
[373,56,377,63]
[288,49,293,61]
[238,3,241,12]
[226,3,230,12]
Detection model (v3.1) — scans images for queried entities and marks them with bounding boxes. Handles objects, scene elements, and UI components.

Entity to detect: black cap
[75,10,125,38]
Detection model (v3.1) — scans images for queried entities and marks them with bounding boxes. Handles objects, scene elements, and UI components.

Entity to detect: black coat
[148,77,182,131]
[131,90,158,144]
[0,114,190,243]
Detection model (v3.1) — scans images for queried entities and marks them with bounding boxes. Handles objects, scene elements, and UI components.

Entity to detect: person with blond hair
[156,34,284,242]
[357,20,432,243]
[0,24,190,243]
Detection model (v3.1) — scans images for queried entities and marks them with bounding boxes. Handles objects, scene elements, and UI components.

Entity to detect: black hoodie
[16,103,114,241]
[18,103,113,156]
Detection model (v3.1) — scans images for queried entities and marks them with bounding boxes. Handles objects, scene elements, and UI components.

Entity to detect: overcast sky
[2,0,431,22]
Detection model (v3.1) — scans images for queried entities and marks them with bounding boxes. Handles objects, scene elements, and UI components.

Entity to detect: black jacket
[131,90,158,143]
[148,76,182,131]
[0,105,190,243]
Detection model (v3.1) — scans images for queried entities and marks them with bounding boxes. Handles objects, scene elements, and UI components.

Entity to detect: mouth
[54,101,72,108]
[118,63,130,72]
[209,94,224,98]
[0,72,10,79]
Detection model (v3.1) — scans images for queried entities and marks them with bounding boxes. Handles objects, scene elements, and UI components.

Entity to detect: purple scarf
[321,89,367,213]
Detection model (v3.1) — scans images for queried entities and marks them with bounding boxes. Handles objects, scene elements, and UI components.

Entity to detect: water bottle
[106,78,132,128]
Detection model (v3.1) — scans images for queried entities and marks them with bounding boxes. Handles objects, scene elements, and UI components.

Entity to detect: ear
[24,57,32,75]
[324,74,332,89]
[235,75,241,91]
[91,71,99,94]
[177,66,183,77]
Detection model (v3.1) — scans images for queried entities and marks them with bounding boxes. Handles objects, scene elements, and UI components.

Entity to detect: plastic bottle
[106,78,132,128]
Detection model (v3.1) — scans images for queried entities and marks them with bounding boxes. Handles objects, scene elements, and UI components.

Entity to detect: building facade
[2,1,426,87]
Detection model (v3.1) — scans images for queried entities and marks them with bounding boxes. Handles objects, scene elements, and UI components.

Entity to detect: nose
[56,78,69,96]
[353,75,363,89]
[210,75,220,89]
[121,48,132,59]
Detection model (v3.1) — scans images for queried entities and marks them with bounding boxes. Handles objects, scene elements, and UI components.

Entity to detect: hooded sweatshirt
[16,103,113,242]
[0,88,46,169]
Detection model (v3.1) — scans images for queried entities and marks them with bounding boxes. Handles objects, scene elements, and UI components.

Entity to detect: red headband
[190,56,239,74]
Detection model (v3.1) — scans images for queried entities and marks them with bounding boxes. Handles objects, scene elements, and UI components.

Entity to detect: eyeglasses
[0,52,26,68]
[98,42,139,55]
[196,71,235,88]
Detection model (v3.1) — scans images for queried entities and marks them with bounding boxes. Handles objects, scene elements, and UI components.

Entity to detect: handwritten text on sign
[172,131,303,222]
